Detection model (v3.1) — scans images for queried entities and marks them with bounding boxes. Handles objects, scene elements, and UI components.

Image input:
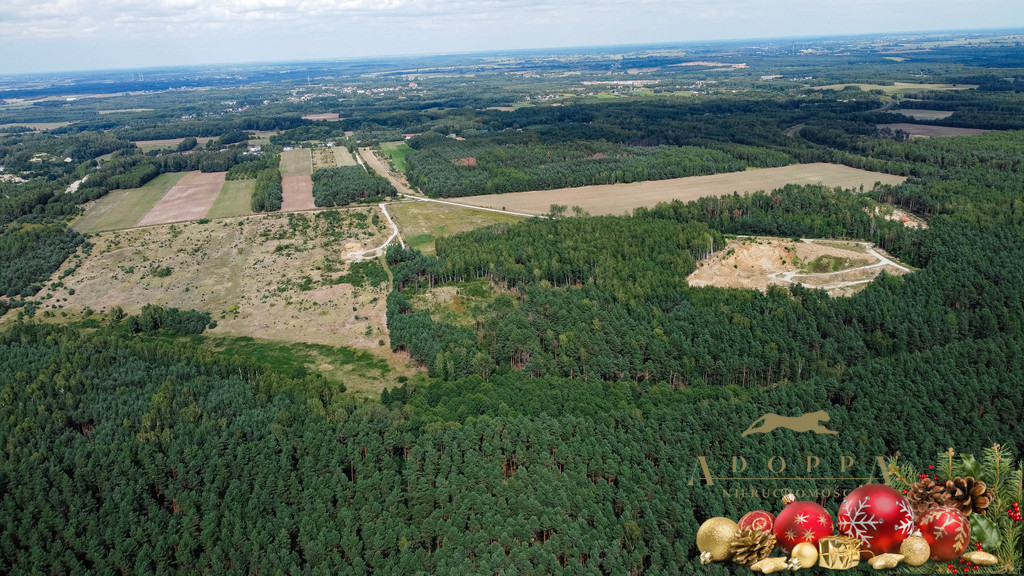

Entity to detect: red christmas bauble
[837,484,916,558]
[918,507,970,561]
[774,500,834,553]
[739,510,776,533]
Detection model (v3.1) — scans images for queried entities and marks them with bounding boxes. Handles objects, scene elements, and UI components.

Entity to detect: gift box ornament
[817,536,861,570]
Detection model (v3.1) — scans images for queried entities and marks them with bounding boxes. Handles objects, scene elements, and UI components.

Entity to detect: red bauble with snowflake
[918,506,971,562]
[739,510,775,533]
[837,484,916,558]
[773,497,834,553]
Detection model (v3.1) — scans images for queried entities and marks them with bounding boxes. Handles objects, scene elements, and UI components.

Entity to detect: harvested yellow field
[814,82,977,93]
[454,164,907,216]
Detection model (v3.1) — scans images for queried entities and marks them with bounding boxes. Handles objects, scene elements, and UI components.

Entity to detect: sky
[1,0,1022,74]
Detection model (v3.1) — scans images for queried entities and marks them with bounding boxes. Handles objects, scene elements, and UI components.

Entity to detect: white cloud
[0,0,1022,73]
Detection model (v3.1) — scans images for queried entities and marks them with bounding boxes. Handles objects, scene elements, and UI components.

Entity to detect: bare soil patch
[878,123,990,138]
[455,163,906,216]
[137,171,226,227]
[453,157,478,166]
[688,237,910,297]
[282,176,316,211]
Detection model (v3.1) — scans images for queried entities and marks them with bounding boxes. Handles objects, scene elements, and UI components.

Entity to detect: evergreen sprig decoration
[886,444,1023,574]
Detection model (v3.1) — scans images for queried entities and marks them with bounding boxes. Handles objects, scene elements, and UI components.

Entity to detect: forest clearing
[136,171,225,226]
[687,236,911,297]
[894,109,955,120]
[133,137,215,152]
[877,123,991,138]
[280,148,316,210]
[388,199,524,255]
[453,163,906,216]
[48,209,413,394]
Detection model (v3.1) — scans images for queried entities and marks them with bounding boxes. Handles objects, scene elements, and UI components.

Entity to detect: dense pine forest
[3,36,1024,574]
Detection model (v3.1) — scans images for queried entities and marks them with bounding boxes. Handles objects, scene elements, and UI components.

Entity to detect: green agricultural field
[206,180,255,219]
[379,141,413,173]
[72,172,186,233]
[280,148,313,177]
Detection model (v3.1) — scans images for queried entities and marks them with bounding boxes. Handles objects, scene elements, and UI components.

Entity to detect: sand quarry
[688,237,911,297]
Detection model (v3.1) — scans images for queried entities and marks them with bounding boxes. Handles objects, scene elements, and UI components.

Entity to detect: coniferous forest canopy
[2,31,1024,575]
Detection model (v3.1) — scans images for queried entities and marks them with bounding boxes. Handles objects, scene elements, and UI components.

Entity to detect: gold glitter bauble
[696,517,739,562]
[899,535,930,567]
[791,541,818,569]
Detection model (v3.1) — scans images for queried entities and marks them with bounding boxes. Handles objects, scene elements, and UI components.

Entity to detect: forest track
[767,239,909,290]
[345,203,403,262]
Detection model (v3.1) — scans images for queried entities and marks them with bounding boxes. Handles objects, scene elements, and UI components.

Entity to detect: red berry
[948,564,954,569]
[929,465,934,469]
[974,567,979,572]
[960,558,965,563]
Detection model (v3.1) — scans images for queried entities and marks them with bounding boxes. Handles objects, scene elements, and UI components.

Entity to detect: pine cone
[908,477,945,518]
[730,527,776,566]
[942,476,993,516]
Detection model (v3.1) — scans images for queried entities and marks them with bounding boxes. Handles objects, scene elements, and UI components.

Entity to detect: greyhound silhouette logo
[741,410,837,437]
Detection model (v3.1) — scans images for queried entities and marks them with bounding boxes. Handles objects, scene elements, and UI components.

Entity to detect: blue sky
[1,0,1022,74]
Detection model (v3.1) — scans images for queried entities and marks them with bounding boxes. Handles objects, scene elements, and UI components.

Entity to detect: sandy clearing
[137,171,226,226]
[282,176,316,211]
[878,123,990,138]
[687,236,910,297]
[453,163,907,216]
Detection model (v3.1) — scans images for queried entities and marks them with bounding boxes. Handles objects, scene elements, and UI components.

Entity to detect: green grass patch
[380,141,413,173]
[206,180,255,219]
[72,172,187,233]
[813,240,868,254]
[406,233,435,250]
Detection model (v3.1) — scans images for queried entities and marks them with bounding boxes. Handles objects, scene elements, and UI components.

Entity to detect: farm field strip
[281,148,316,211]
[452,163,907,217]
[72,172,187,233]
[877,123,990,138]
[206,180,255,220]
[358,147,416,195]
[137,171,226,227]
